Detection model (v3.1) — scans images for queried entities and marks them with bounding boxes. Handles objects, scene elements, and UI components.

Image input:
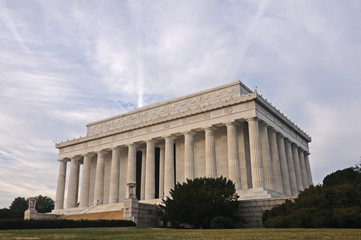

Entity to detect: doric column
[145,140,155,200]
[238,123,250,189]
[126,144,137,185]
[259,123,274,190]
[66,156,81,208]
[79,153,94,208]
[55,159,68,210]
[285,140,298,195]
[277,134,291,196]
[298,149,309,189]
[304,153,313,186]
[109,147,121,203]
[164,136,175,198]
[94,150,106,204]
[268,129,283,194]
[140,149,146,200]
[184,131,196,180]
[158,144,165,199]
[247,117,265,189]
[292,144,304,192]
[226,122,241,190]
[205,127,217,178]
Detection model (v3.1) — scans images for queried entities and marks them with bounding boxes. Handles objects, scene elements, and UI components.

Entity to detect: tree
[9,197,28,218]
[262,164,361,228]
[160,176,240,229]
[0,208,21,219]
[35,195,54,213]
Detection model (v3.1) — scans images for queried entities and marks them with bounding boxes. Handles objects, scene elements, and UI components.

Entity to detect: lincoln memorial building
[52,81,313,218]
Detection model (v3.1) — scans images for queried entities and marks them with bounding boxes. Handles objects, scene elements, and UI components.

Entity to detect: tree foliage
[35,195,54,213]
[262,164,361,228]
[9,197,28,218]
[160,176,240,229]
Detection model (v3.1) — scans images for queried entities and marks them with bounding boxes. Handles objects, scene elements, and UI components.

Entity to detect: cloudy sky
[0,0,360,208]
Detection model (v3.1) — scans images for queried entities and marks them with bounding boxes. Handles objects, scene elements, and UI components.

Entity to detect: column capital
[204,126,217,131]
[259,121,268,128]
[58,158,69,163]
[247,117,258,122]
[183,130,196,136]
[163,135,176,140]
[71,155,82,162]
[84,152,96,158]
[127,143,139,148]
[276,132,284,138]
[225,121,239,127]
[145,139,156,144]
[267,126,276,133]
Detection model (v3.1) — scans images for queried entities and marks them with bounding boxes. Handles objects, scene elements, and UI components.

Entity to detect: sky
[0,0,360,208]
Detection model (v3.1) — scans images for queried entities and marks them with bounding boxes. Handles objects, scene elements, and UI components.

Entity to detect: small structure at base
[24,197,60,220]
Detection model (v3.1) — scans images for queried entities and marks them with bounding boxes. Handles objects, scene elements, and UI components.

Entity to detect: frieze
[57,92,257,149]
[85,83,242,136]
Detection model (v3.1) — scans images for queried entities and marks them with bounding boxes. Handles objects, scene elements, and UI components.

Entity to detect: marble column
[298,149,309,189]
[126,144,137,199]
[277,134,291,196]
[305,154,313,186]
[66,156,80,208]
[94,150,106,204]
[109,147,121,203]
[164,136,175,198]
[285,140,298,195]
[79,153,94,208]
[292,144,304,192]
[140,149,146,200]
[226,122,241,190]
[55,159,68,210]
[238,123,250,189]
[184,131,196,180]
[259,123,274,190]
[247,117,265,189]
[126,144,137,185]
[145,140,155,200]
[159,144,165,199]
[205,127,217,178]
[268,129,283,194]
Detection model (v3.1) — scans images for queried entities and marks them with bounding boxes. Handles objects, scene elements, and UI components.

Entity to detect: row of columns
[245,117,313,197]
[55,118,312,210]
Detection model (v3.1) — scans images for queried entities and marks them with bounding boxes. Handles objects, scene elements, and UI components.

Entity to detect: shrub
[0,219,136,230]
[160,177,241,229]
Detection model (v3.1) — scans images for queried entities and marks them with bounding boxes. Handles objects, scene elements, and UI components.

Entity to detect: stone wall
[24,209,60,220]
[137,203,160,228]
[238,197,295,228]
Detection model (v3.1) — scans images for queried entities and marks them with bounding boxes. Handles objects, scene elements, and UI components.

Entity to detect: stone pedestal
[123,198,139,225]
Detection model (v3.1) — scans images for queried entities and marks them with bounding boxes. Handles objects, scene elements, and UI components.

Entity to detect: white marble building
[53,81,312,215]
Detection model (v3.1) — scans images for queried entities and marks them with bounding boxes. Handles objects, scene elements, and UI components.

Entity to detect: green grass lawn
[0,228,360,240]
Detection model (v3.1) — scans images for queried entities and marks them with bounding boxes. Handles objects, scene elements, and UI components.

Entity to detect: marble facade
[53,81,312,215]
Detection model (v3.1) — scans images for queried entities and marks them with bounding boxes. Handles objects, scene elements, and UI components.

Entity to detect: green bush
[262,164,361,228]
[0,219,136,230]
[160,177,241,229]
[0,208,22,219]
[210,216,235,229]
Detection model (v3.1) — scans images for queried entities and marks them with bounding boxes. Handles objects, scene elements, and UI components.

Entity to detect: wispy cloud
[0,0,361,207]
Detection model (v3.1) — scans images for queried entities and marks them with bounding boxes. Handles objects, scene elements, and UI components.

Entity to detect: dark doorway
[136,151,142,200]
[155,147,160,199]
